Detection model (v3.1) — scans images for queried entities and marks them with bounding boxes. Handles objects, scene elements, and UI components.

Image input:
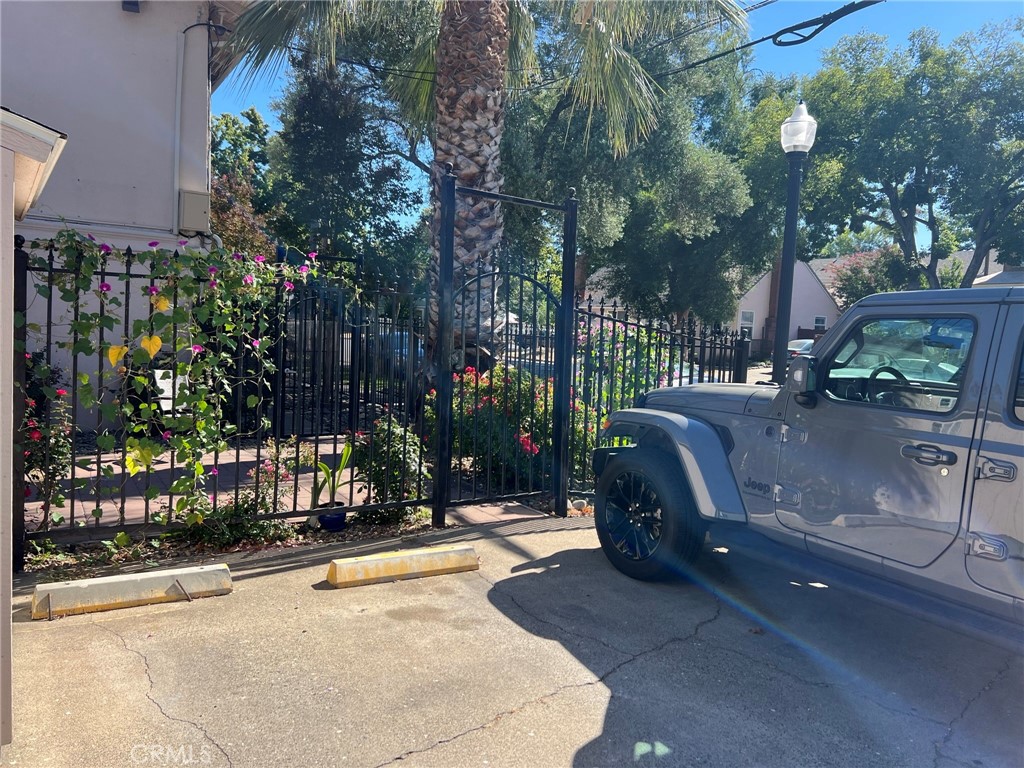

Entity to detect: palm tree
[230,0,746,363]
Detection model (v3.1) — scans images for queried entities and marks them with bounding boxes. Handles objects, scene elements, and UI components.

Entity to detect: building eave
[0,107,67,220]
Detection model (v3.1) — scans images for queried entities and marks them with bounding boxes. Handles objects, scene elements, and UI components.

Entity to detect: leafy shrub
[450,363,597,492]
[352,413,430,525]
[21,353,74,528]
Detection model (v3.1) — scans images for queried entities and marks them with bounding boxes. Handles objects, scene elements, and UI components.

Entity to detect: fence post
[552,190,578,518]
[732,330,750,384]
[431,166,457,527]
[11,238,27,571]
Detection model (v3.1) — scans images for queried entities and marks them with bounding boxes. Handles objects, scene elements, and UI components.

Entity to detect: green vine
[24,229,318,528]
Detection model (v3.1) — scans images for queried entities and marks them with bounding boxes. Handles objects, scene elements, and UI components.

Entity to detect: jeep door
[965,304,1024,600]
[775,307,995,567]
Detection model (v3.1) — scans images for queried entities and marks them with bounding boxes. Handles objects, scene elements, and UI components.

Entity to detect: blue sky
[212,0,1022,122]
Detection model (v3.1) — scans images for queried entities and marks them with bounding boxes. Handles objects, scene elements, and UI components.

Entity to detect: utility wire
[653,0,884,80]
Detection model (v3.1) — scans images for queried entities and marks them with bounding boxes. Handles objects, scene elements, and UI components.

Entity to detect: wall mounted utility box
[178,190,210,233]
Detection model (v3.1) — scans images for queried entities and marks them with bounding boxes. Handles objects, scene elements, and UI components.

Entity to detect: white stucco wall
[788,261,840,338]
[0,0,212,248]
[735,261,841,353]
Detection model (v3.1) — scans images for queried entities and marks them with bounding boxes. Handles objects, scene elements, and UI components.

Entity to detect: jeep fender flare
[601,409,747,523]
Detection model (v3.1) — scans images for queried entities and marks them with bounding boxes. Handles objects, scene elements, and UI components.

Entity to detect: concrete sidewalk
[3,512,1022,768]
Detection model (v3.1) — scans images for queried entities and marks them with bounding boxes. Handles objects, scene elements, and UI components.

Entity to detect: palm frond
[555,0,747,155]
[231,1,351,86]
[385,29,439,146]
[565,20,662,157]
[507,0,539,94]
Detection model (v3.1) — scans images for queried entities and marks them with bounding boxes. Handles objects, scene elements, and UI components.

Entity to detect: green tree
[231,0,746,357]
[266,51,421,271]
[798,22,1023,288]
[829,246,923,310]
[939,20,1024,277]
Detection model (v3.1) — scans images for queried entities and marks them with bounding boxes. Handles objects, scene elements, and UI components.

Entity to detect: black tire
[594,447,705,581]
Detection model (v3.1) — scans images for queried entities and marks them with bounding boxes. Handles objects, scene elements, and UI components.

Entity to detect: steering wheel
[869,365,908,382]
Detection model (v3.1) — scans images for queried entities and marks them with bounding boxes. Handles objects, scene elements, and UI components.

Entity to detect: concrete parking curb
[31,563,232,619]
[327,544,479,588]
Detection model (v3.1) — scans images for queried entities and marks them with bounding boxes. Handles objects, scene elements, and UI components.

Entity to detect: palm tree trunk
[428,0,509,372]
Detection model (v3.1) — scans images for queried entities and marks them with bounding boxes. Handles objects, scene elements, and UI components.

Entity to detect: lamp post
[771,101,817,384]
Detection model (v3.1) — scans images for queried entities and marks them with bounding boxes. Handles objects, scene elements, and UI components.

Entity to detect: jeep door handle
[900,443,957,466]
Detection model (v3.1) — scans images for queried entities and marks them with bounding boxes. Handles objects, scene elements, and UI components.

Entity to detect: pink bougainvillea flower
[161,430,171,441]
[191,344,204,354]
[283,281,294,291]
[148,241,160,248]
[99,282,112,293]
[99,244,112,254]
[210,467,219,476]
[252,339,261,349]
[254,254,266,263]
[148,285,159,295]
[55,388,67,397]
[208,280,218,289]
[29,430,42,442]
[178,239,188,246]
[232,252,243,260]
[208,266,218,275]
[307,251,317,260]
[298,265,309,274]
[243,274,255,286]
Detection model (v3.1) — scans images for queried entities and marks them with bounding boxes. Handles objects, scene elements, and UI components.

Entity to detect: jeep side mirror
[787,355,817,400]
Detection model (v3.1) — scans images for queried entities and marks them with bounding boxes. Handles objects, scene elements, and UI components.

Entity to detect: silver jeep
[593,286,1023,625]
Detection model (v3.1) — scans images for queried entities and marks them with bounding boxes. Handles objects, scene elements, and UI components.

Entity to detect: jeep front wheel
[595,448,704,581]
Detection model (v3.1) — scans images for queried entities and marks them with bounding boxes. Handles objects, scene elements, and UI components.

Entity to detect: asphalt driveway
[2,515,1021,768]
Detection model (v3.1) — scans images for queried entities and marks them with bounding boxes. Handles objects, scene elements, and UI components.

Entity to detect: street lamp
[771,100,817,384]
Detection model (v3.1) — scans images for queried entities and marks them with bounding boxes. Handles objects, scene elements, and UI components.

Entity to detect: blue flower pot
[317,511,348,532]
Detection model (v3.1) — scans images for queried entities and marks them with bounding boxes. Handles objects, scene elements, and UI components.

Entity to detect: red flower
[55,388,67,397]
[29,429,42,441]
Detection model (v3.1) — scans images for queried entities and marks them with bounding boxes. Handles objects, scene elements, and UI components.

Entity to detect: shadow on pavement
[487,543,1024,768]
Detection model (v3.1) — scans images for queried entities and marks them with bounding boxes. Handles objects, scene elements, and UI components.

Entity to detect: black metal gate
[431,166,578,525]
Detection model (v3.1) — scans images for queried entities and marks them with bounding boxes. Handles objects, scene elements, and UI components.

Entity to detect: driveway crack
[375,586,724,766]
[99,624,234,768]
[932,653,1015,768]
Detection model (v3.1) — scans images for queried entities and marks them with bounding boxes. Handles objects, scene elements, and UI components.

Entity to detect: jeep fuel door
[775,310,994,568]
[965,305,1024,600]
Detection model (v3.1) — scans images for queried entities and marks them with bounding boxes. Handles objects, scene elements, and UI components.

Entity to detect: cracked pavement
[2,516,1021,768]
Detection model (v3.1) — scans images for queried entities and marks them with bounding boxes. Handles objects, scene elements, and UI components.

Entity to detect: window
[740,310,754,338]
[1014,336,1024,422]
[821,317,975,414]
[814,316,827,331]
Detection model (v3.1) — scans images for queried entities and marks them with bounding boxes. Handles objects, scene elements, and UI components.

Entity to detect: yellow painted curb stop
[327,544,479,588]
[31,563,232,619]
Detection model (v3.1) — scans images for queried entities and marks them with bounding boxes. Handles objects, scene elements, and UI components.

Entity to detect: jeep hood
[641,383,779,417]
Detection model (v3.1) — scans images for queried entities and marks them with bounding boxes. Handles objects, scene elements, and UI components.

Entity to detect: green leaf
[246,394,259,408]
[78,372,90,385]
[113,531,132,548]
[144,486,161,501]
[92,507,104,519]
[97,433,116,452]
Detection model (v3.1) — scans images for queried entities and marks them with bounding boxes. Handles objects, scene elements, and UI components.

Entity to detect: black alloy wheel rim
[604,470,663,561]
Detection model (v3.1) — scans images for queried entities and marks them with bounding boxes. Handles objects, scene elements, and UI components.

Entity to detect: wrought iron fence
[12,236,749,560]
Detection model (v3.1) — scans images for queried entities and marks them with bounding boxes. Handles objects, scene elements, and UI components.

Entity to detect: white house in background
[734,261,841,359]
[0,0,244,250]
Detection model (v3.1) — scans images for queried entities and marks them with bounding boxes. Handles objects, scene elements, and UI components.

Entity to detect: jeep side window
[1013,334,1024,422]
[822,317,976,413]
